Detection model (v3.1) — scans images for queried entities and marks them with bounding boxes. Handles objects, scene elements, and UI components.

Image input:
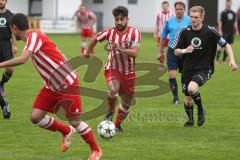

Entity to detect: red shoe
[61,126,76,152]
[88,149,102,160]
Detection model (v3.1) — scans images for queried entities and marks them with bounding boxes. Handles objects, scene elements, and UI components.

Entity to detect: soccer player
[84,6,141,132]
[154,1,174,71]
[0,0,18,119]
[159,1,190,104]
[172,6,237,127]
[74,5,96,56]
[216,0,238,64]
[0,13,101,160]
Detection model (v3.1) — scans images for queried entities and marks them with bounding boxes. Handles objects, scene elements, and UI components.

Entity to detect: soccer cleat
[0,85,5,97]
[115,125,123,133]
[61,126,76,152]
[197,110,206,127]
[184,120,194,127]
[88,149,102,160]
[104,112,114,121]
[1,102,10,119]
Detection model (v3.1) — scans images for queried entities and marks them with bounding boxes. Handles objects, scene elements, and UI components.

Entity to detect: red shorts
[81,28,94,38]
[104,69,136,96]
[33,79,82,119]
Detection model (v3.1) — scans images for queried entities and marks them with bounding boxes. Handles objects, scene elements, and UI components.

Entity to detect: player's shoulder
[206,25,220,35]
[28,29,47,39]
[5,9,14,15]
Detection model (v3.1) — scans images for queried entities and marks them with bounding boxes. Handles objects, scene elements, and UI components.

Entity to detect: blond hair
[189,6,205,17]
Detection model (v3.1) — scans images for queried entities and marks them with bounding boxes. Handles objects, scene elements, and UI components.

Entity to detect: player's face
[115,15,128,32]
[79,6,86,14]
[0,0,7,10]
[175,4,185,19]
[161,3,169,13]
[190,12,204,28]
[226,1,232,10]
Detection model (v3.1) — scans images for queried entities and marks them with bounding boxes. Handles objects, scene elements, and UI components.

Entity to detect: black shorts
[181,69,212,96]
[167,47,182,71]
[0,40,13,63]
[223,33,234,44]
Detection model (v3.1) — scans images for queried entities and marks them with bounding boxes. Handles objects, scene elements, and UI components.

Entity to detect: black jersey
[0,9,14,41]
[171,25,227,74]
[220,9,236,35]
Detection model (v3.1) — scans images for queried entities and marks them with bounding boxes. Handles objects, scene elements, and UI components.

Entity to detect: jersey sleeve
[209,26,227,47]
[170,27,186,49]
[24,32,43,54]
[96,29,109,42]
[132,28,141,48]
[161,20,169,39]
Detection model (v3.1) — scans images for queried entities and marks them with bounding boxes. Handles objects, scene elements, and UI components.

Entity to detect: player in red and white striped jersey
[154,1,174,70]
[74,5,96,56]
[0,14,101,160]
[84,6,141,132]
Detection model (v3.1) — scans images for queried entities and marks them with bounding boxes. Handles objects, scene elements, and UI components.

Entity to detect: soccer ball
[97,120,116,139]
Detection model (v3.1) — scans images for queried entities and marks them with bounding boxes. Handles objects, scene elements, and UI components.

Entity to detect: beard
[0,4,6,10]
[116,24,127,32]
[15,35,21,41]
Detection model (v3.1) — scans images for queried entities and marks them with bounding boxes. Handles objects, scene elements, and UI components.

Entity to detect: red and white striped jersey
[96,26,141,74]
[156,10,175,37]
[76,10,96,30]
[24,30,77,91]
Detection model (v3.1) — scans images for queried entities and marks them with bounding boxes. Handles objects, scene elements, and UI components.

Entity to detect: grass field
[0,33,240,160]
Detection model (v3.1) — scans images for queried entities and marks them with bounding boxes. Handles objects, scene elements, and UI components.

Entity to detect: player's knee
[187,85,198,95]
[108,89,118,97]
[30,114,43,124]
[6,68,14,75]
[184,99,193,106]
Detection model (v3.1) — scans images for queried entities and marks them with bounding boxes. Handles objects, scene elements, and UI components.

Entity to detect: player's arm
[174,45,193,56]
[116,44,140,58]
[224,43,237,71]
[218,13,223,35]
[84,36,98,58]
[11,32,18,54]
[154,15,159,38]
[0,50,32,68]
[159,22,169,53]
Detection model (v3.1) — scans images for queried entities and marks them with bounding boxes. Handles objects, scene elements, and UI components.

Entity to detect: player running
[84,6,141,132]
[172,6,237,127]
[74,5,96,56]
[0,13,101,160]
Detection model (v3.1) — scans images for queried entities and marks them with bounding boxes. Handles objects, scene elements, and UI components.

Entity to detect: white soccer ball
[97,120,116,139]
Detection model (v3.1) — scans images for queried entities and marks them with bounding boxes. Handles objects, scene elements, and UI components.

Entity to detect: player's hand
[186,45,194,54]
[12,46,18,54]
[230,61,238,71]
[157,50,164,61]
[83,50,91,58]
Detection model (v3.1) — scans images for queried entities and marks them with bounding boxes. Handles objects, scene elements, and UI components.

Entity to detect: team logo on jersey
[0,18,7,26]
[191,37,202,49]
[227,13,233,20]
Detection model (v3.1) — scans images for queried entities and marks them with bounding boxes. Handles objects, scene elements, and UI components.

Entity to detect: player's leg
[69,120,101,159]
[64,87,101,159]
[32,87,75,152]
[81,36,87,56]
[181,77,194,127]
[187,81,205,126]
[183,96,194,127]
[0,41,14,96]
[114,95,133,132]
[0,95,10,119]
[167,48,179,104]
[114,72,135,132]
[104,70,120,121]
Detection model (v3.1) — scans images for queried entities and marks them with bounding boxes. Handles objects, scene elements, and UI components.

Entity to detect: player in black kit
[0,0,17,119]
[171,6,237,127]
[216,0,238,63]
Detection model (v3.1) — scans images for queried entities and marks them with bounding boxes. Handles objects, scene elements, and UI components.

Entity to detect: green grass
[0,33,240,160]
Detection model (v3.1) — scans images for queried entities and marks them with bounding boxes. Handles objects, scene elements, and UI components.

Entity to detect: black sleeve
[209,26,227,47]
[220,11,224,22]
[170,28,186,49]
